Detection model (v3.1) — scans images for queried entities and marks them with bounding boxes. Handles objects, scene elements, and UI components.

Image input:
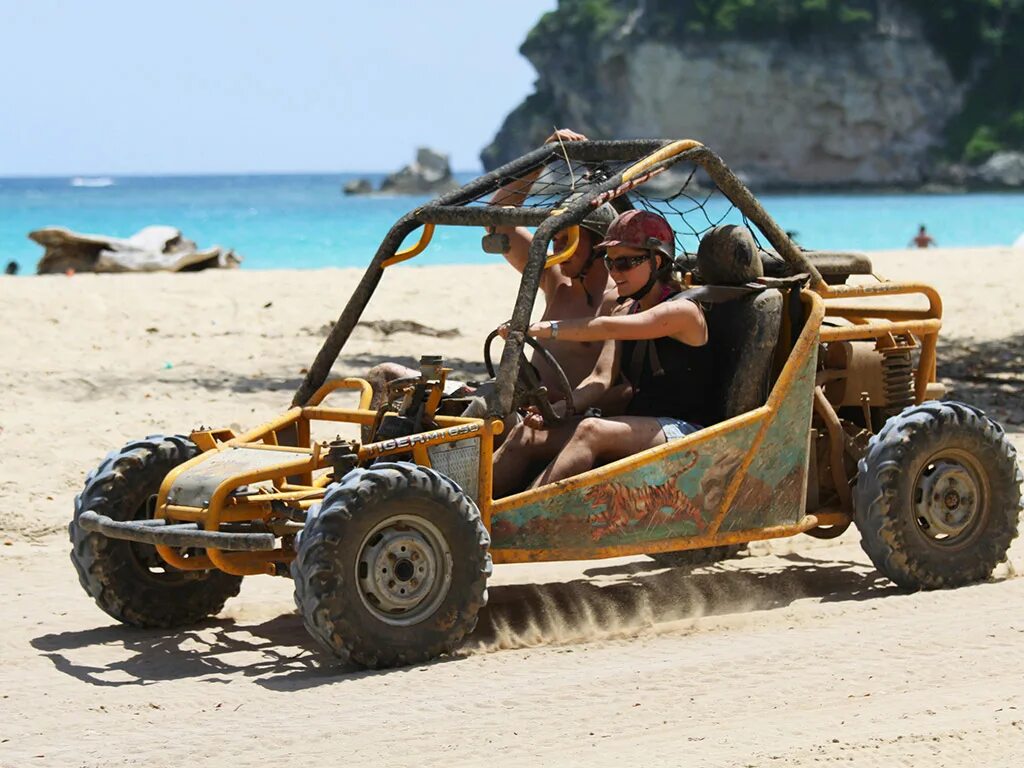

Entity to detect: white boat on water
[70,177,114,188]
[1014,232,1024,249]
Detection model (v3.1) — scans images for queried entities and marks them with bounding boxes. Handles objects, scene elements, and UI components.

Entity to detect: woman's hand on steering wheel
[497,320,556,341]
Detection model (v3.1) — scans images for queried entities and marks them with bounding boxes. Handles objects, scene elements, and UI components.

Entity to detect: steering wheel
[484,329,576,426]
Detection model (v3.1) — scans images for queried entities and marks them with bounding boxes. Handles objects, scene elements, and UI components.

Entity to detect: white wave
[70,176,114,188]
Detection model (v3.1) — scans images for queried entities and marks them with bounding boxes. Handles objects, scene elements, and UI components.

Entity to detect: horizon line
[0,167,486,181]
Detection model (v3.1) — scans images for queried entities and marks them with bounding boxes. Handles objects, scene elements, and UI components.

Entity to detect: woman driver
[492,210,712,496]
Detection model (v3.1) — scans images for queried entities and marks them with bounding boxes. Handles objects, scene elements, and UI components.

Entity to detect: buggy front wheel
[292,462,491,668]
[69,435,243,627]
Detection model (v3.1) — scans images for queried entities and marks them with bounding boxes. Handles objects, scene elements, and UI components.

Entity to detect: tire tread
[70,435,243,627]
[292,462,491,668]
[854,401,1022,590]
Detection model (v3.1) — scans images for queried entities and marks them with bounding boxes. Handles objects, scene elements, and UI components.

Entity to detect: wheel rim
[355,514,453,627]
[912,448,990,548]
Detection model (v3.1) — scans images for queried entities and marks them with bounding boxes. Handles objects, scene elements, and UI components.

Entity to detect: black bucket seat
[694,225,783,422]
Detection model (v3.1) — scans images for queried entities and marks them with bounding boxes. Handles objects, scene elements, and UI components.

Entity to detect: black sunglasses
[604,254,650,272]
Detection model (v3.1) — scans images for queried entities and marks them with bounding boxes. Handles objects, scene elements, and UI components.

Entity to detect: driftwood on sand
[29,225,241,274]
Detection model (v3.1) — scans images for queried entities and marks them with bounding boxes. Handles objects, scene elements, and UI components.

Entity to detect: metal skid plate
[167,446,312,508]
[427,437,480,501]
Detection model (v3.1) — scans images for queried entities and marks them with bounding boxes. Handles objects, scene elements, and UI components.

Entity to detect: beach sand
[1,247,1022,766]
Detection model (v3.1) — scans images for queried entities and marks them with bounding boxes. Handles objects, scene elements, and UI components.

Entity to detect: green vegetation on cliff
[654,0,876,39]
[905,0,1024,162]
[522,0,1024,162]
[524,0,627,47]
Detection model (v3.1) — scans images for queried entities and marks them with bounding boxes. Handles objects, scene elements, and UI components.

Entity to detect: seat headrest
[697,225,764,285]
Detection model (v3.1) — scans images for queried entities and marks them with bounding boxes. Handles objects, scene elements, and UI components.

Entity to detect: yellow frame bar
[495,515,825,563]
[151,401,496,574]
[382,223,435,268]
[818,280,943,403]
[622,140,703,182]
[306,377,374,409]
[543,225,580,269]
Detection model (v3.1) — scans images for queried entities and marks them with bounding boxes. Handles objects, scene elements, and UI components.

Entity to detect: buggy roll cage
[291,140,825,418]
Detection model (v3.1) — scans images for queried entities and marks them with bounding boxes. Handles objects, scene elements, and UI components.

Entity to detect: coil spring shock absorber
[880,341,916,418]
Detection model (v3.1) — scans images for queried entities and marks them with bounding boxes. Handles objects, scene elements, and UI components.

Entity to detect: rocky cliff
[483,1,1023,188]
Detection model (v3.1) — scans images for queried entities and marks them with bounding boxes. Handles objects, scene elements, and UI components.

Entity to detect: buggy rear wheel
[854,402,1022,590]
[292,462,491,668]
[69,435,243,627]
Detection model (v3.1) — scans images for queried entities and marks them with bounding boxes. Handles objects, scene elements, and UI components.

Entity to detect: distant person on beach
[365,128,618,432]
[910,225,937,248]
[4,261,18,275]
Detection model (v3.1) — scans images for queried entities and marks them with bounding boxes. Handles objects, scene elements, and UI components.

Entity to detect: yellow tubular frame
[543,225,580,269]
[382,223,435,268]
[818,282,943,402]
[145,140,957,579]
[150,377,501,576]
[306,377,374,409]
[152,379,377,575]
[621,140,703,181]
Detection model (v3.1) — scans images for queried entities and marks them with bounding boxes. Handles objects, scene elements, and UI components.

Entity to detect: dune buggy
[71,139,1022,668]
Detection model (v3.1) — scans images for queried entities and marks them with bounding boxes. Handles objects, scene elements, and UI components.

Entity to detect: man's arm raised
[487,129,589,293]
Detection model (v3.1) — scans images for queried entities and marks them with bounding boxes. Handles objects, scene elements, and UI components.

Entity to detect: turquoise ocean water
[2,173,1023,271]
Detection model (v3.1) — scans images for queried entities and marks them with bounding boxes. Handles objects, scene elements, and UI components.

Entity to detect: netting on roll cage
[463,155,634,210]
[628,165,789,275]
[462,152,789,276]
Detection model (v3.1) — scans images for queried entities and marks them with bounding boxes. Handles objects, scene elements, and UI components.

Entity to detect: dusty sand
[1,247,1022,766]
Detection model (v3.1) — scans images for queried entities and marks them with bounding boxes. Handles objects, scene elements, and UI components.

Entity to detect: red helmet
[596,210,675,259]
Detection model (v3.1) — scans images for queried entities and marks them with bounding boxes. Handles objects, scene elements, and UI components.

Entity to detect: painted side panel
[719,344,818,532]
[489,419,762,550]
[489,333,819,552]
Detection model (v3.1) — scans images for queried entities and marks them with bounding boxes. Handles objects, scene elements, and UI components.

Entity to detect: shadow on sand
[32,551,901,691]
[938,334,1024,427]
[155,354,491,396]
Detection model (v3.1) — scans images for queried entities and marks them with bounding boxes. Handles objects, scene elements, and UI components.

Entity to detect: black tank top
[622,298,714,425]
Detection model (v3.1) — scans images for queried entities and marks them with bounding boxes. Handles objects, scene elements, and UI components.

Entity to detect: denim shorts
[656,417,702,441]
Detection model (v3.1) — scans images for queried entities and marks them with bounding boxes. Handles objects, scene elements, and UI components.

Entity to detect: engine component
[880,344,916,418]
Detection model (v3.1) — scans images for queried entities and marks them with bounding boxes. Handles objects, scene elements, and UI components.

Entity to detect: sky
[0,0,556,176]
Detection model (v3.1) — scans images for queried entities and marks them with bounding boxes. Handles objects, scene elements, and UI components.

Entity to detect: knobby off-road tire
[854,402,1022,590]
[648,545,745,569]
[69,435,243,627]
[292,462,491,668]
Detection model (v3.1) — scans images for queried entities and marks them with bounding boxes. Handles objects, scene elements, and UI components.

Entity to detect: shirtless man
[910,225,937,248]
[366,129,618,428]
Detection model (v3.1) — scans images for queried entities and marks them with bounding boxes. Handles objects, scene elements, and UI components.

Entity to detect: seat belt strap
[759,272,811,347]
[666,283,764,305]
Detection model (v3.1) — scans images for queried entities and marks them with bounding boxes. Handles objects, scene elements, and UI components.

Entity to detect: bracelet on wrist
[549,320,559,339]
